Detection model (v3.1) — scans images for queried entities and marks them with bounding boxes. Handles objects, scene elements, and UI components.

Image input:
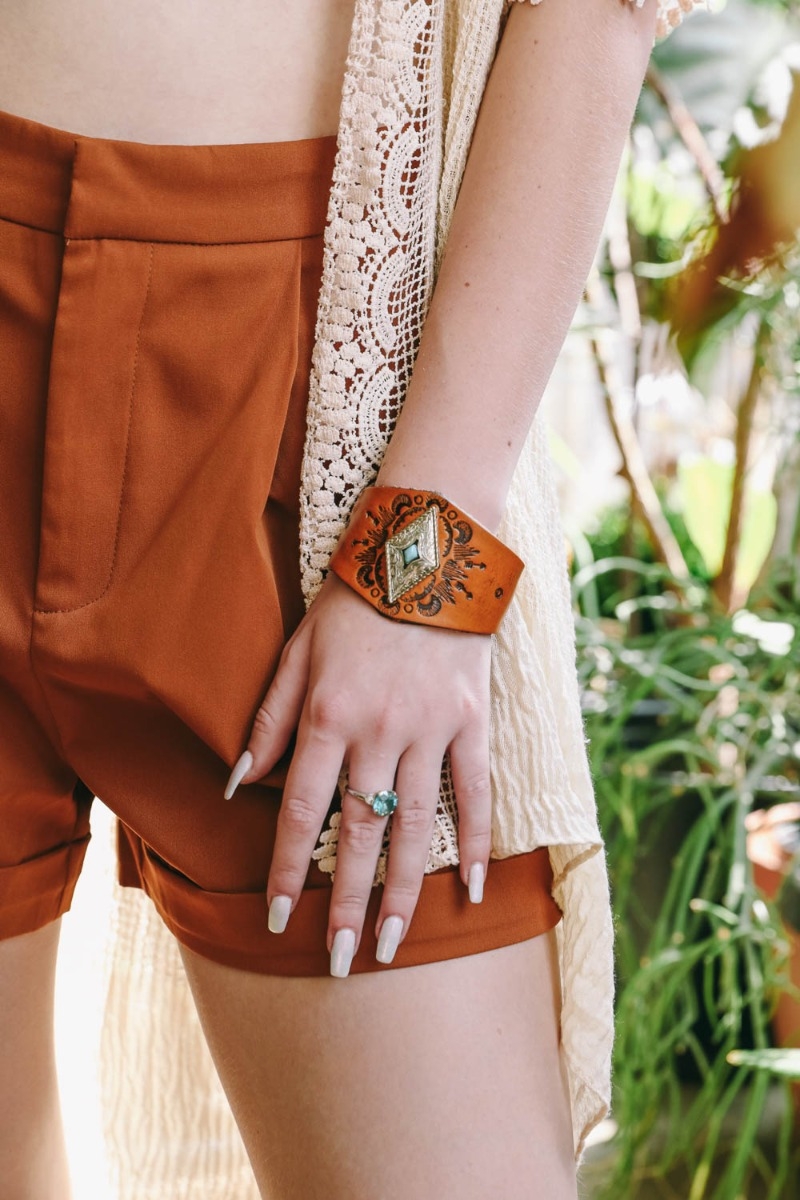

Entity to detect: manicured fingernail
[468,862,485,904]
[224,750,253,799]
[376,915,404,964]
[268,895,292,934]
[330,928,356,978]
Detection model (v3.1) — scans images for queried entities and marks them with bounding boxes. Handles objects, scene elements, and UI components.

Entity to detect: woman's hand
[225,571,492,976]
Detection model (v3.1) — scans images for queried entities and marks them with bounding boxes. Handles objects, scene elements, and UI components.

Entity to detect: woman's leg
[180,925,577,1200]
[0,921,71,1200]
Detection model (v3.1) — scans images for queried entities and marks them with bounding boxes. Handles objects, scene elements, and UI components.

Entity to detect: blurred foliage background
[567,1,800,1196]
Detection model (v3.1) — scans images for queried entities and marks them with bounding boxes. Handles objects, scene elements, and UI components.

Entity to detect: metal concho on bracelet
[344,785,399,817]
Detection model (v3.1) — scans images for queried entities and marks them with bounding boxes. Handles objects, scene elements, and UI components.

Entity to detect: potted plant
[746,803,800,1121]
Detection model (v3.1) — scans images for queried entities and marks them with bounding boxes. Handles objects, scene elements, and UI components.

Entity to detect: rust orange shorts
[0,105,562,975]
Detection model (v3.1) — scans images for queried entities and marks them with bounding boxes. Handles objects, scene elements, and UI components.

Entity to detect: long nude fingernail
[376,915,404,964]
[224,750,253,799]
[268,895,292,934]
[330,928,356,978]
[468,862,485,904]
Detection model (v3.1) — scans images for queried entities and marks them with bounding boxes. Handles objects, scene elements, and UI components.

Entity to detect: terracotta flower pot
[745,802,800,1121]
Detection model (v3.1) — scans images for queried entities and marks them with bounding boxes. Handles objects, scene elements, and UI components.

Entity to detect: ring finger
[327,752,399,976]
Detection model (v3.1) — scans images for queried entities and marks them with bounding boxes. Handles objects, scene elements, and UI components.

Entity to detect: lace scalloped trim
[651,0,708,39]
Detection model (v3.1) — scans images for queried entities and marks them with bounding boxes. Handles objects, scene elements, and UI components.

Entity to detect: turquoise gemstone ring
[344,785,399,818]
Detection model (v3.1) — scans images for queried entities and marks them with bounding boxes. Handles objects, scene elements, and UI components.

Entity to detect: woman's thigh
[0,921,72,1200]
[180,925,577,1200]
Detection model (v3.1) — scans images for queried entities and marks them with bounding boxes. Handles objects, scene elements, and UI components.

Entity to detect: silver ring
[344,786,399,817]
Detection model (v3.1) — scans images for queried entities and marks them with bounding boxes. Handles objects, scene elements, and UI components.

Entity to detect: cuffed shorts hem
[121,839,562,976]
[0,834,90,941]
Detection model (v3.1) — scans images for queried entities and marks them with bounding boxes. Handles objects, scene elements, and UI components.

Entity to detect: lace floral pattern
[298,0,610,1159]
[96,0,712,1182]
[297,0,706,1163]
[300,0,457,877]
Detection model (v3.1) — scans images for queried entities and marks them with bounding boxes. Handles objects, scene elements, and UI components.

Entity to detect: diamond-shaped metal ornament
[385,508,440,603]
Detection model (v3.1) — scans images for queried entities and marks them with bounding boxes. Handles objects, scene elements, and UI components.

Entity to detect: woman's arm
[377,0,658,530]
[230,0,659,976]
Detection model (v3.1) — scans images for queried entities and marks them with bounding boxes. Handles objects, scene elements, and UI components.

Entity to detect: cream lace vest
[99,0,705,1179]
[295,0,704,1161]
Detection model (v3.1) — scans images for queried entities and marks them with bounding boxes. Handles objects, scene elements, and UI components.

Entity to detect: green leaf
[726,1047,800,1078]
[677,454,777,590]
[678,456,733,575]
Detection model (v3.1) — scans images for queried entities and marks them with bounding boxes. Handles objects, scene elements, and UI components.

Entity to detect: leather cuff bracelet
[328,487,524,634]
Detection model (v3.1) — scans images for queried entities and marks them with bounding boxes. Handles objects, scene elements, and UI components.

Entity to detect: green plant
[574,556,800,1198]
[561,4,800,1192]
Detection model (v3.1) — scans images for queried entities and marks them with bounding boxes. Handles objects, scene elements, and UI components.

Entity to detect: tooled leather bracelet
[328,486,524,634]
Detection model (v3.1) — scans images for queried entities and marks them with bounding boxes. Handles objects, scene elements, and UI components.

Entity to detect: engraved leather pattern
[329,487,524,634]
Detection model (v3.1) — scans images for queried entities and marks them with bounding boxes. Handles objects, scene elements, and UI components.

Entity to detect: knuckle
[393,803,434,838]
[372,711,391,741]
[279,794,322,836]
[367,692,408,740]
[307,687,347,734]
[339,817,381,854]
[460,824,492,852]
[458,690,483,723]
[252,704,280,739]
[383,878,420,907]
[456,768,492,806]
[331,889,368,914]
[370,703,397,742]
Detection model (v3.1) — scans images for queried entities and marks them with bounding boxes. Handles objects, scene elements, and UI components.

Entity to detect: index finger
[266,722,344,932]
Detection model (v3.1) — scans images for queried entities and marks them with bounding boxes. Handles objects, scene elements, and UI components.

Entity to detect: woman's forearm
[375,0,658,530]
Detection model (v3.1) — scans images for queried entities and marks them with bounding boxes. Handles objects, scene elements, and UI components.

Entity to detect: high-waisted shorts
[0,105,562,975]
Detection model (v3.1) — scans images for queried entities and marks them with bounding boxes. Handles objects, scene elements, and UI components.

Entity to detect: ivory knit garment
[97,0,707,1188]
[298,0,706,1162]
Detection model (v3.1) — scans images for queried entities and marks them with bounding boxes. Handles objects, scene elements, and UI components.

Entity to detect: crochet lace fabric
[97,0,707,1181]
[297,0,706,1163]
[301,0,456,880]
[298,0,604,1160]
[647,0,708,40]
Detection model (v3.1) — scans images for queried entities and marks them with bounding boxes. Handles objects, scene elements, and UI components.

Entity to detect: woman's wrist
[373,462,508,534]
[330,484,524,634]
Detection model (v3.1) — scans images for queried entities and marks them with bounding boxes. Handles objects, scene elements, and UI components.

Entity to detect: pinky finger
[449,723,493,903]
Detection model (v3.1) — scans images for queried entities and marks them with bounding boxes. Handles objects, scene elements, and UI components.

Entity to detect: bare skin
[0,922,71,1200]
[0,0,356,143]
[0,1,658,1196]
[181,928,576,1200]
[239,0,658,971]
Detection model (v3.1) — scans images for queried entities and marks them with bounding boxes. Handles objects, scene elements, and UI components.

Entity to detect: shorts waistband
[0,106,338,244]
